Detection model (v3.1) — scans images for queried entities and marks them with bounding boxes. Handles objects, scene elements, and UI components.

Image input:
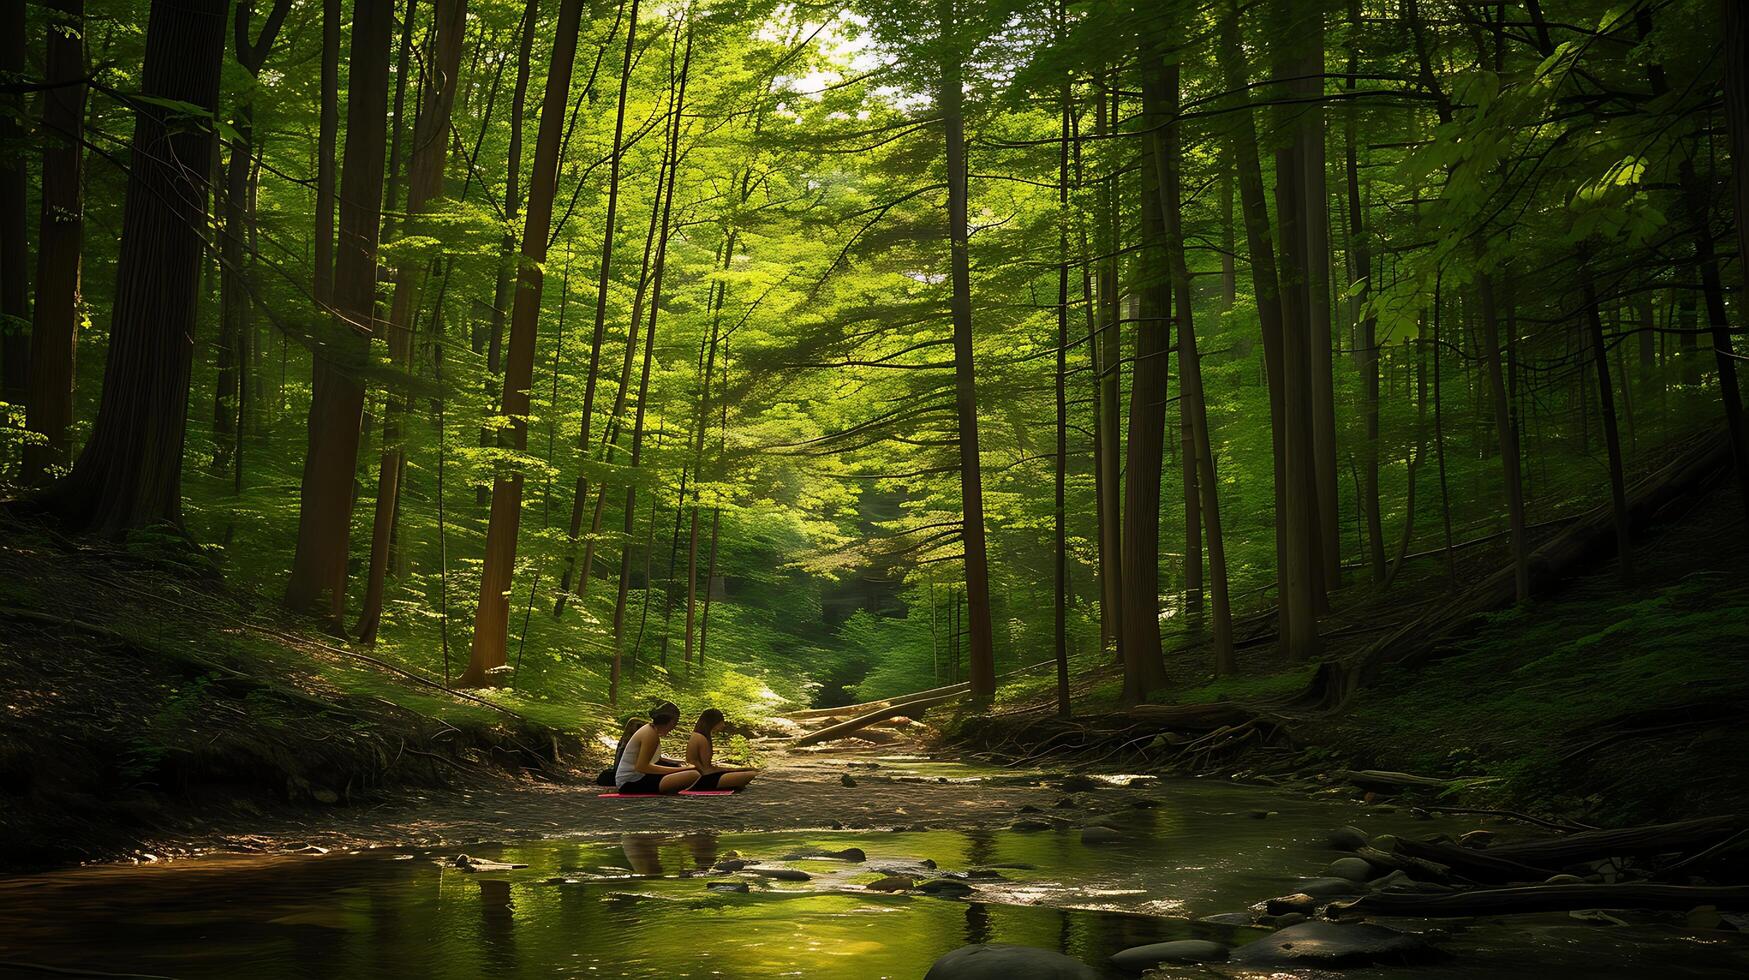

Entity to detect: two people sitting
[611,701,760,795]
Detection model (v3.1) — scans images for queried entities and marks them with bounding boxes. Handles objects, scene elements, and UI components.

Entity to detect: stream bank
[2,755,1744,979]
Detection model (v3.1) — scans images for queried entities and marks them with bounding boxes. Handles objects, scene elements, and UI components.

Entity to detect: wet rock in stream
[1080,826,1124,844]
[1328,856,1377,882]
[1109,939,1229,969]
[1230,921,1440,968]
[706,881,749,893]
[865,875,914,892]
[747,866,811,882]
[925,944,1099,980]
[917,878,977,897]
[1328,826,1370,851]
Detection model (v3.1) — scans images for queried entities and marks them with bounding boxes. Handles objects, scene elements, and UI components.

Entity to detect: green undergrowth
[1337,573,1749,822]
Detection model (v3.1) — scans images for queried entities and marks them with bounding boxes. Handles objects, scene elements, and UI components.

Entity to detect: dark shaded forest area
[2,0,1748,977]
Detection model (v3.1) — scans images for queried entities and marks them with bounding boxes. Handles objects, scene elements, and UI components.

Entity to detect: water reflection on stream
[0,766,1744,978]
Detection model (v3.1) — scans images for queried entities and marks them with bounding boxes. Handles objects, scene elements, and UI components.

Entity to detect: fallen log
[1354,844,1452,882]
[1330,882,1749,918]
[1304,429,1730,711]
[1338,769,1464,791]
[791,690,966,747]
[783,659,1059,721]
[1485,815,1743,866]
[1393,837,1564,884]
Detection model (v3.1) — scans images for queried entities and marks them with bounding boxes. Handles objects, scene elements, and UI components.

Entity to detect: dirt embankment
[0,521,585,872]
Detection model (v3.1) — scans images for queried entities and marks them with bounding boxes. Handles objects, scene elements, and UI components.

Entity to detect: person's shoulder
[688,731,706,742]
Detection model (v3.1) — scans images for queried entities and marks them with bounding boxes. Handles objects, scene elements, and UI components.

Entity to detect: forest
[2,0,1748,977]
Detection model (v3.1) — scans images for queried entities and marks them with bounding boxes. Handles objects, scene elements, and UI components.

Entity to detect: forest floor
[0,516,1066,872]
[972,458,1749,826]
[967,446,1749,828]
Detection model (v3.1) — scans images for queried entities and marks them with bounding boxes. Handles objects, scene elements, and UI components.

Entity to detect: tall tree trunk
[358,0,469,643]
[683,233,732,666]
[1120,121,1171,706]
[1219,154,1236,313]
[1430,282,1456,584]
[1651,4,1749,517]
[1053,10,1071,719]
[314,0,340,306]
[0,0,27,409]
[38,0,229,535]
[1477,273,1529,600]
[1297,11,1339,587]
[556,0,640,614]
[1269,0,1325,656]
[1091,74,1123,660]
[1345,0,1385,583]
[480,0,537,505]
[286,0,395,626]
[23,0,88,484]
[1144,43,1236,675]
[212,0,292,483]
[1582,274,1635,586]
[459,0,586,687]
[938,0,995,700]
[1217,0,1302,658]
[575,93,673,606]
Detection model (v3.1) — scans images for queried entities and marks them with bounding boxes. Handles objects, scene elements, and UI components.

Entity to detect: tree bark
[1119,130,1170,706]
[1217,0,1302,658]
[479,0,538,505]
[1270,0,1326,655]
[1477,273,1529,600]
[212,0,292,484]
[457,0,586,687]
[286,0,395,625]
[1344,0,1385,584]
[0,0,28,409]
[38,0,229,535]
[313,0,340,306]
[1144,45,1236,676]
[1053,8,1071,719]
[1091,74,1123,661]
[1582,274,1634,586]
[22,0,88,485]
[358,0,469,644]
[938,0,995,700]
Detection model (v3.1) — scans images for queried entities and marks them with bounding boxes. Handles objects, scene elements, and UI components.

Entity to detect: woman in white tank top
[613,702,698,794]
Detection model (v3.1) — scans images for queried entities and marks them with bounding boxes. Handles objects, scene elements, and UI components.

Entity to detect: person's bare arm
[634,731,690,775]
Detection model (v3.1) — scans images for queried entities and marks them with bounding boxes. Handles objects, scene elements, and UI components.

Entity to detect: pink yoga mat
[597,790,736,798]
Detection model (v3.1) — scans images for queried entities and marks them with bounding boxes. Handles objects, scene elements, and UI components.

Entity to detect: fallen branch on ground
[1330,882,1749,917]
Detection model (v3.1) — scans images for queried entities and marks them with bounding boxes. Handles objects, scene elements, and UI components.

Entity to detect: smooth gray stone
[706,881,749,893]
[925,944,1099,980]
[1109,939,1229,970]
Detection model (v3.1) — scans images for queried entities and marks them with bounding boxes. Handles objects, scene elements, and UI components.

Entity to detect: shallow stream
[1,761,1743,978]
